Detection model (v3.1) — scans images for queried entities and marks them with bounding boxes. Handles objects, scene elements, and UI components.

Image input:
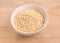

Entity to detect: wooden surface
[0,0,60,43]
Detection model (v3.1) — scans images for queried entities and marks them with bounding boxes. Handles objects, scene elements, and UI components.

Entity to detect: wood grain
[0,0,60,43]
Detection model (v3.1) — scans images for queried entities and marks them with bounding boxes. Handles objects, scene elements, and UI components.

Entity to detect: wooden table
[0,0,60,43]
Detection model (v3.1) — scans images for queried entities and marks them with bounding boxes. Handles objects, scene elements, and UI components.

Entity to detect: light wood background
[0,0,60,43]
